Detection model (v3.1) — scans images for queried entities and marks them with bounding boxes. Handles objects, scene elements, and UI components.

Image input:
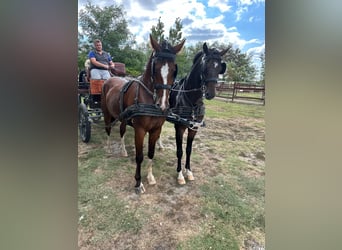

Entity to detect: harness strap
[119,79,155,114]
[168,105,205,124]
[166,113,205,130]
[203,77,218,83]
[119,79,168,121]
[154,52,176,60]
[119,103,168,121]
[154,84,172,90]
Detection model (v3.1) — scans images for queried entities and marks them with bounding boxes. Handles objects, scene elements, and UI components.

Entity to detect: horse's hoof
[147,176,156,185]
[121,150,128,157]
[177,177,186,185]
[186,171,195,181]
[135,183,145,194]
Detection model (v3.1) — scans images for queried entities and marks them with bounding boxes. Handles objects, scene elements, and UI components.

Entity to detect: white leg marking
[138,183,145,194]
[106,136,112,154]
[214,62,218,68]
[157,137,165,151]
[177,171,186,185]
[160,63,169,110]
[186,169,195,181]
[120,136,128,157]
[146,159,156,185]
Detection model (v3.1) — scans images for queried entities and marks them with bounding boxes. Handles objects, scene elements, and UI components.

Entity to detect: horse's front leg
[134,128,146,194]
[184,129,197,181]
[146,129,162,185]
[119,122,128,157]
[175,124,186,185]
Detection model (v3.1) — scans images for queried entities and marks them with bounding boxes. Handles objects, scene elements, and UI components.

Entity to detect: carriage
[78,63,126,143]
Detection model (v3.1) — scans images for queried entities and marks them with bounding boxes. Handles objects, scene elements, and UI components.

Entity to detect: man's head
[93,39,102,52]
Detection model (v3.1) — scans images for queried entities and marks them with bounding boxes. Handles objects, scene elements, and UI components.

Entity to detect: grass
[178,221,240,250]
[204,99,264,119]
[78,97,265,249]
[176,99,265,249]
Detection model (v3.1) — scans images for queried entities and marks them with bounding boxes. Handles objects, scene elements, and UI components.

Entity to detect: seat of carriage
[79,62,127,95]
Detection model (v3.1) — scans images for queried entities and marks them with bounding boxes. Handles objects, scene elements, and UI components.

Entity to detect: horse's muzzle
[205,91,215,100]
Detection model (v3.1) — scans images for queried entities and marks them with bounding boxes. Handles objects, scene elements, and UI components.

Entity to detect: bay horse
[101,34,185,194]
[167,42,229,185]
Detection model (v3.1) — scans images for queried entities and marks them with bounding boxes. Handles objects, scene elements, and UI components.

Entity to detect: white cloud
[236,0,264,21]
[238,0,265,5]
[246,42,265,77]
[208,0,232,12]
[247,42,265,55]
[239,0,253,5]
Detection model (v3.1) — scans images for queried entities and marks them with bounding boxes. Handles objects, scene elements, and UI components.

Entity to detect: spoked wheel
[78,103,91,143]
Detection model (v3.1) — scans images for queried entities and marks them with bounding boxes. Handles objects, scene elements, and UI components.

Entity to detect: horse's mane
[142,52,154,81]
[193,51,203,64]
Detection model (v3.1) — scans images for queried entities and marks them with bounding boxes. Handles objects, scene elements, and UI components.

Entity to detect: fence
[216,82,265,105]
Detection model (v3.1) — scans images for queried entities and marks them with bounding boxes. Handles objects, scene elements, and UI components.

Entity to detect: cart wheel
[78,103,91,142]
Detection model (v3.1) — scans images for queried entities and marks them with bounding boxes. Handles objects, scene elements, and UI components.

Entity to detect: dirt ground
[78,116,265,250]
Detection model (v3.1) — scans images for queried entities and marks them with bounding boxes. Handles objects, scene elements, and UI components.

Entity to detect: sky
[78,0,265,77]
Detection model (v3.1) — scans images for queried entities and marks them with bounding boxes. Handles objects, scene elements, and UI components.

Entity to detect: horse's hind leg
[184,129,197,181]
[156,136,165,151]
[104,117,113,154]
[119,122,128,157]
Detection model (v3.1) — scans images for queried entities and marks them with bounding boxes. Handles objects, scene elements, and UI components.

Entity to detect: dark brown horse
[101,34,185,194]
[166,43,229,184]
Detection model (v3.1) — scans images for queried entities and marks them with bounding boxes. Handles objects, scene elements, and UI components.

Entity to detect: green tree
[259,50,265,85]
[150,17,184,45]
[150,17,165,43]
[168,17,183,45]
[78,2,129,52]
[223,47,256,82]
[78,2,146,76]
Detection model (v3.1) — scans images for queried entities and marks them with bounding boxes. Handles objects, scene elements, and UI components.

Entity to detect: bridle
[172,52,223,95]
[200,52,223,86]
[151,50,177,91]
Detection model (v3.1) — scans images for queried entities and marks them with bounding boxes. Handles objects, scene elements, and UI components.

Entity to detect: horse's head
[149,34,185,111]
[200,43,229,100]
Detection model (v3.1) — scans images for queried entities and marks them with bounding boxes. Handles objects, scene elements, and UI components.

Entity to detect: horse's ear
[220,62,227,74]
[203,42,209,54]
[150,34,161,51]
[173,39,186,54]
